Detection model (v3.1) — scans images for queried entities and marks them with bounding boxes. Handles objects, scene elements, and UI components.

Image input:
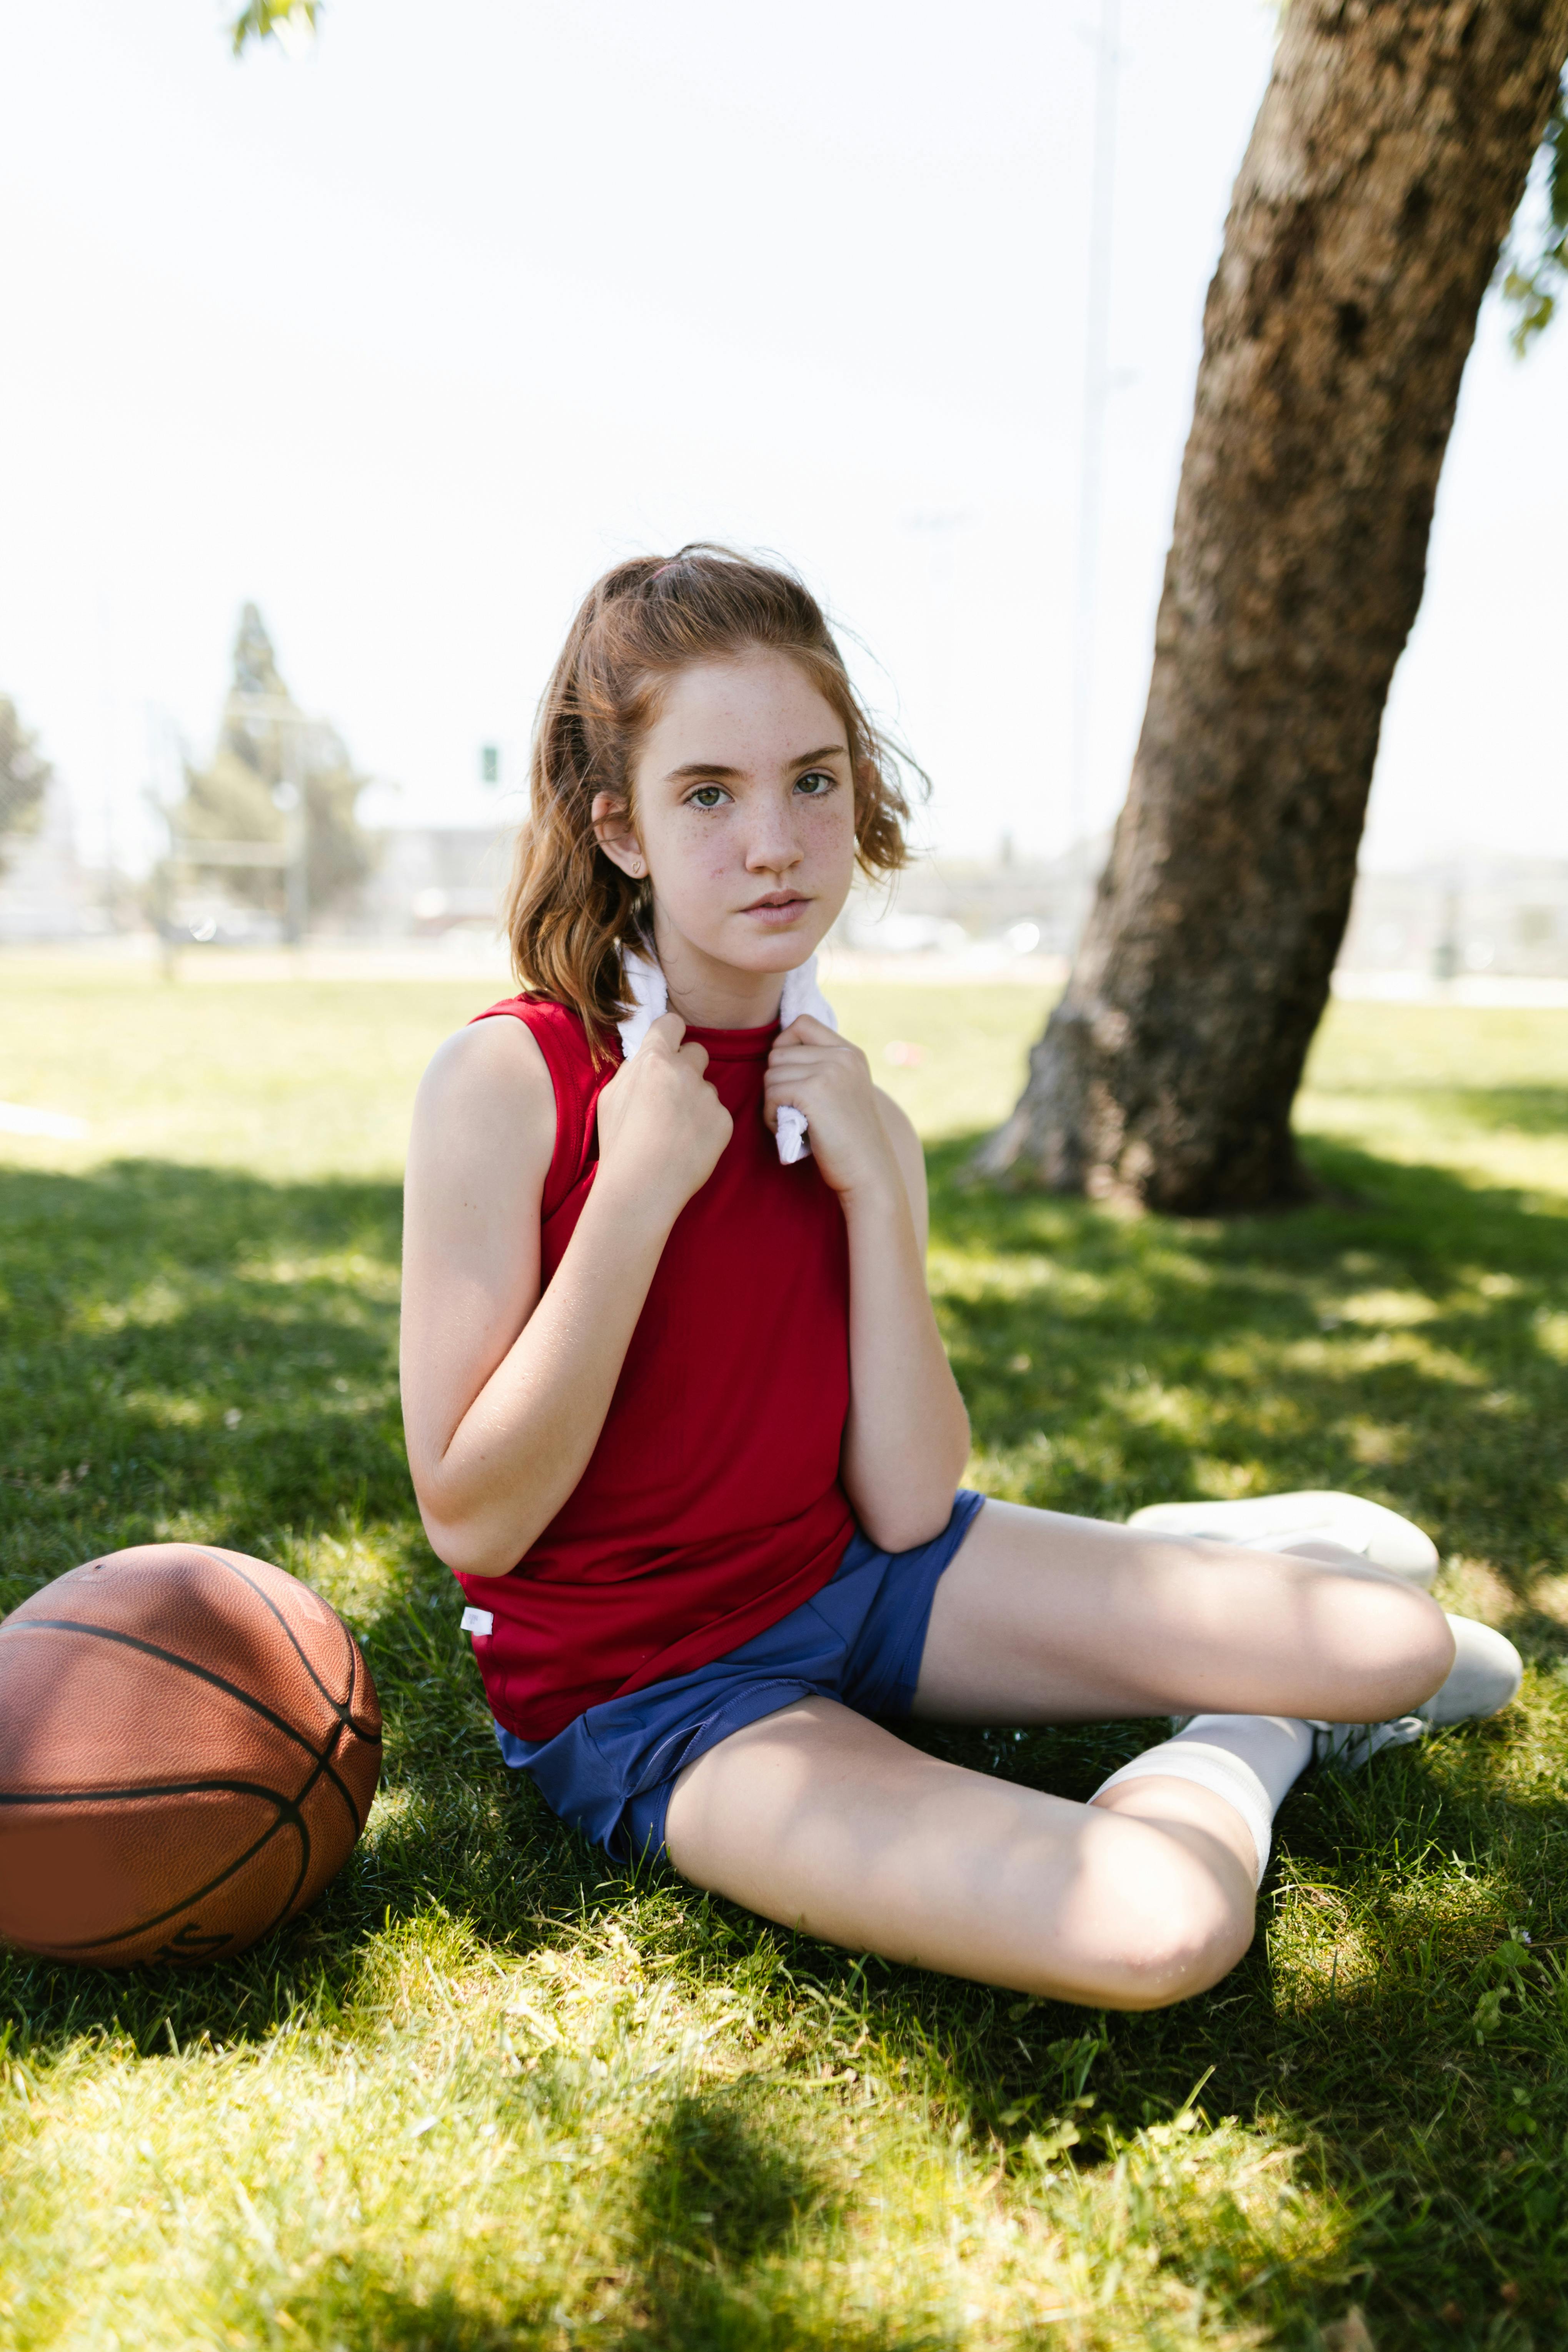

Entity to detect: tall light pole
[1069,0,1121,921]
[98,591,117,926]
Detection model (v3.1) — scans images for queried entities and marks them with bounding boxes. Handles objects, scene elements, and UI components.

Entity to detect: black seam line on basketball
[316,1714,367,1838]
[37,1803,307,1952]
[286,1714,375,1835]
[1,1608,374,1837]
[194,1547,353,1722]
[0,1738,376,1831]
[283,1737,352,1841]
[295,1724,378,1838]
[193,1548,360,1730]
[293,1720,379,1840]
[1,1618,345,1768]
[0,1599,378,1827]
[2,1778,311,1808]
[255,1809,314,1950]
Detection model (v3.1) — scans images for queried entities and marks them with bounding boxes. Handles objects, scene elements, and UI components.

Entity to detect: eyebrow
[664,743,848,782]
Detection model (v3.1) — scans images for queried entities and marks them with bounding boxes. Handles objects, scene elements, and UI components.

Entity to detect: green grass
[2,957,1568,2349]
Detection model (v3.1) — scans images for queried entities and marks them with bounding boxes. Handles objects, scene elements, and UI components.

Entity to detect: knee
[1339,1580,1455,1718]
[1077,1829,1256,2010]
[1117,1885,1254,2010]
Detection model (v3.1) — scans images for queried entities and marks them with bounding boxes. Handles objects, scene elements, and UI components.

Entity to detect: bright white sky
[1,0,1564,877]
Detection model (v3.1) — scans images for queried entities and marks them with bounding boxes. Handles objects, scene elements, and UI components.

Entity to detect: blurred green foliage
[0,697,51,876]
[1504,81,1568,351]
[229,0,318,58]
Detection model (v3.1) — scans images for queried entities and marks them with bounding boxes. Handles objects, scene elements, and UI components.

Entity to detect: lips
[743,893,810,912]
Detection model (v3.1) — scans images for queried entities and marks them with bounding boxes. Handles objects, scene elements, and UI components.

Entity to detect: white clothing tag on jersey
[460,1606,494,1637]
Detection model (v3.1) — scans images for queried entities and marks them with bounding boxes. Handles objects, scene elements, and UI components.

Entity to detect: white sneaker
[1309,1612,1523,1771]
[1419,1612,1523,1726]
[1310,1715,1426,1771]
[1127,1490,1439,1586]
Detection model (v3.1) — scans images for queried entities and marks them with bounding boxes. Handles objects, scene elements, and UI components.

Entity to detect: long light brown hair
[503,545,920,1044]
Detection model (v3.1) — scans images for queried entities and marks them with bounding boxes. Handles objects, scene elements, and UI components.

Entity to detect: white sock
[1090,1714,1313,1888]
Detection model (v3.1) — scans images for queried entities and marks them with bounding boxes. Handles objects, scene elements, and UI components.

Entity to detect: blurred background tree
[0,697,52,879]
[983,8,1568,1212]
[224,0,1565,1203]
[174,604,374,919]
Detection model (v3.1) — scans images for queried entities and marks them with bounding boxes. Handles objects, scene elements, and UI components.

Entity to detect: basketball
[0,1543,382,1968]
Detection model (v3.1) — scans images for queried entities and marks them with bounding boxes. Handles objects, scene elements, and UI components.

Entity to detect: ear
[590,791,646,880]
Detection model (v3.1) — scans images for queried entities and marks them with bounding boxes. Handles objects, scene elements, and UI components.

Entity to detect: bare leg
[664,1695,1254,2008]
[913,1501,1455,1725]
[662,1504,1453,2005]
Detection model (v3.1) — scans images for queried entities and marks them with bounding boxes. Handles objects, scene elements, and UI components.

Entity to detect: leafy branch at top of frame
[229,0,319,59]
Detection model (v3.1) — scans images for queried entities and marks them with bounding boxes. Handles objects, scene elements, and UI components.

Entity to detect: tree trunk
[981,0,1568,1213]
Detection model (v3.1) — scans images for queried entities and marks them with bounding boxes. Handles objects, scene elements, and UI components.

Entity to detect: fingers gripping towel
[617,949,837,1164]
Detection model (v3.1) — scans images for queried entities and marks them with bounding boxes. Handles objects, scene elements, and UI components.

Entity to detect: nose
[743,796,804,877]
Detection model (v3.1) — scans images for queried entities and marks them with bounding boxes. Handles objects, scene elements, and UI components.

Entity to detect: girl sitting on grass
[400,547,1519,2010]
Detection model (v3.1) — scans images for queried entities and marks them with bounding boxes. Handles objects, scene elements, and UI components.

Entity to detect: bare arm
[764,1021,970,1552]
[400,1013,731,1576]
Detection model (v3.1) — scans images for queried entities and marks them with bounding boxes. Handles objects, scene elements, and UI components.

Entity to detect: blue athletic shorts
[494,1488,987,1865]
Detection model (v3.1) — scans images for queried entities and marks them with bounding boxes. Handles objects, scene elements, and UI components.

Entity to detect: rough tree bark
[981,0,1568,1212]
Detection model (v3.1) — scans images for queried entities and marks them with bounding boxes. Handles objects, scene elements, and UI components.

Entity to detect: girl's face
[595,650,858,988]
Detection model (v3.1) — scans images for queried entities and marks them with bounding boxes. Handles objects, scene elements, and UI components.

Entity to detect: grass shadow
[0,1158,607,2051]
[604,2089,911,2352]
[254,2087,944,2352]
[265,2271,526,2352]
[3,1116,1568,2340]
[924,1128,1568,1580]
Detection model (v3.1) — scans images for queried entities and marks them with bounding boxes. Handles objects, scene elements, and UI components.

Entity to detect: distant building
[839,842,1107,961]
[840,845,1568,983]
[359,824,509,937]
[1339,857,1568,979]
[0,778,93,943]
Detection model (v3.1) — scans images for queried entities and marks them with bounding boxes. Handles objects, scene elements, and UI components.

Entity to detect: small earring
[629,857,644,875]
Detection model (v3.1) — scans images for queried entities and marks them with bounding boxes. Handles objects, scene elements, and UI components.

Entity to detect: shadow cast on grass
[926,1128,1568,1586]
[602,2089,912,2352]
[272,2088,937,2352]
[717,1713,1568,2341]
[0,1156,411,1582]
[4,1132,1568,2340]
[0,1158,610,2052]
[637,1127,1568,2339]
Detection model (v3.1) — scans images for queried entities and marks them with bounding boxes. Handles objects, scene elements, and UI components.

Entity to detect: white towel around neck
[617,947,837,1164]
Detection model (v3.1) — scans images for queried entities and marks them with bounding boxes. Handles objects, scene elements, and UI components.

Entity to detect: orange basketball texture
[0,1543,382,1967]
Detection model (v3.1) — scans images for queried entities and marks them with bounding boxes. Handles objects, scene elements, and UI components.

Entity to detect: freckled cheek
[677,848,740,897]
[652,820,737,892]
[800,802,857,866]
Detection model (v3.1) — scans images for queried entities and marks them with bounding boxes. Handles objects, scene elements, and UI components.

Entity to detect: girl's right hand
[595,1013,732,1216]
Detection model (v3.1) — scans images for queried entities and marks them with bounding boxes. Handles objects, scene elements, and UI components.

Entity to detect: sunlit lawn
[2,955,1567,2349]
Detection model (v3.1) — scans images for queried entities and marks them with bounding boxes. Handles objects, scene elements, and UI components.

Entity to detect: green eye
[796,771,836,796]
[690,786,728,809]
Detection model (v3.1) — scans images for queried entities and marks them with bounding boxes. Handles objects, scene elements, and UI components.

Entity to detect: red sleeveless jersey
[453,996,855,1739]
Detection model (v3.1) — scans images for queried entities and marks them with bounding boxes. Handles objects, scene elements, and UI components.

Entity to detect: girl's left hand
[764,1017,897,1200]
